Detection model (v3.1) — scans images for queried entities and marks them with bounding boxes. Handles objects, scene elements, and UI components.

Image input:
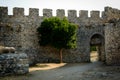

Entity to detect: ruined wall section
[105,20,120,65]
[102,7,120,22]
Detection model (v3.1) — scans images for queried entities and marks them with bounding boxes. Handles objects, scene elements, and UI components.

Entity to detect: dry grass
[0,46,4,53]
[29,63,66,72]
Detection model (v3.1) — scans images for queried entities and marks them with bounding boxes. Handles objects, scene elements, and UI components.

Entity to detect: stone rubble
[0,47,29,76]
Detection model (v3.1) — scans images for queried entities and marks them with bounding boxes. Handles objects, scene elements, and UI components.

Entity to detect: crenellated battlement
[56,9,65,18]
[68,10,77,18]
[103,6,120,20]
[0,7,8,17]
[29,8,39,17]
[43,9,52,17]
[79,10,88,18]
[0,6,120,66]
[13,7,24,17]
[0,6,120,20]
[90,11,100,18]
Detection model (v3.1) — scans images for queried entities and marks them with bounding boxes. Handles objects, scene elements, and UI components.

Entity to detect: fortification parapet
[0,7,8,18]
[79,10,88,19]
[68,10,77,18]
[89,10,103,23]
[29,8,39,17]
[43,9,52,18]
[56,9,65,18]
[102,7,120,20]
[13,7,24,17]
[90,11,100,18]
[68,10,77,22]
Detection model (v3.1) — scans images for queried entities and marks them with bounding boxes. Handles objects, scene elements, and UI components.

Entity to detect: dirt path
[1,62,120,80]
[29,62,103,80]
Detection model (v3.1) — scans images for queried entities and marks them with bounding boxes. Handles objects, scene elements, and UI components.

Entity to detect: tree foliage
[37,17,77,62]
[37,17,77,49]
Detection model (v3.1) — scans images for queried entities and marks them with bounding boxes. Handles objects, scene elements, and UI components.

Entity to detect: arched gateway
[90,34,105,62]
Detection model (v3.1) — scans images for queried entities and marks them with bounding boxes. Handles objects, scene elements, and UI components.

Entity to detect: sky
[0,0,120,16]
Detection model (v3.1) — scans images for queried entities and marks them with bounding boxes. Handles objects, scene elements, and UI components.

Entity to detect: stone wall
[102,7,120,21]
[105,19,120,65]
[0,6,120,65]
[0,53,29,76]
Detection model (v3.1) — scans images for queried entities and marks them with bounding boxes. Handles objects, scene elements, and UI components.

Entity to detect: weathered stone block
[0,7,8,17]
[29,8,39,17]
[0,53,29,76]
[79,10,88,18]
[43,9,52,18]
[13,7,24,17]
[56,9,65,18]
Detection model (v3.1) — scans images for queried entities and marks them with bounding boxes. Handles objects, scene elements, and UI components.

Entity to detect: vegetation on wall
[90,46,97,51]
[37,17,77,63]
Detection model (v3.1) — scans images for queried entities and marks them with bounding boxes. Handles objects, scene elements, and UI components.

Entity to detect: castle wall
[0,53,29,76]
[77,24,105,62]
[0,6,120,65]
[105,20,120,65]
[102,7,120,21]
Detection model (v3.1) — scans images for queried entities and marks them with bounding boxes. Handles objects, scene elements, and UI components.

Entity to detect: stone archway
[90,34,105,62]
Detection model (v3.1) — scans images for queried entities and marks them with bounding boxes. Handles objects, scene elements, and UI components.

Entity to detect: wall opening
[90,45,99,62]
[90,34,105,62]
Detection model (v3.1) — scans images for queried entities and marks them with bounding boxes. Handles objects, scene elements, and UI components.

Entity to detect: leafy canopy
[37,17,77,49]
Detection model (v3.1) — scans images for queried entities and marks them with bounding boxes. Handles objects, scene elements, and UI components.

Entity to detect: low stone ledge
[0,53,29,76]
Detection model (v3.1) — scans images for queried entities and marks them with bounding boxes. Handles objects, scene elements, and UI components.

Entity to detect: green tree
[37,17,77,63]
